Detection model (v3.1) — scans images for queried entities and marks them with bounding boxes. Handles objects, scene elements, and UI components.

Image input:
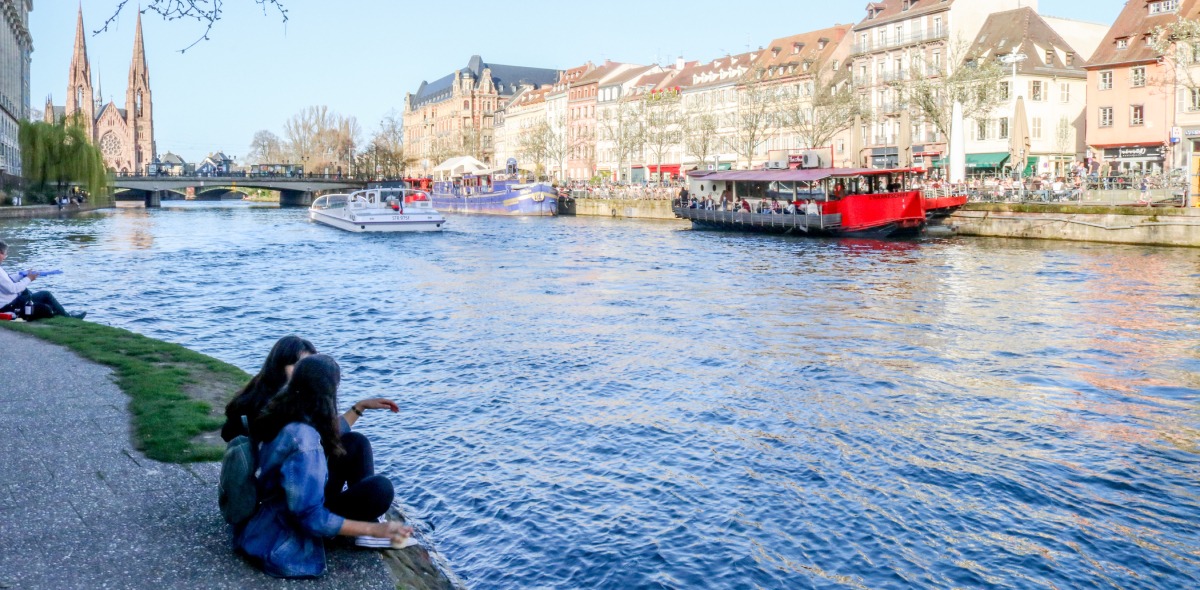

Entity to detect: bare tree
[898,40,1005,143]
[282,105,358,175]
[725,71,780,169]
[543,115,572,182]
[783,61,862,150]
[369,110,405,178]
[598,97,644,182]
[100,1,288,52]
[518,121,553,179]
[642,89,682,181]
[682,112,720,171]
[246,129,282,164]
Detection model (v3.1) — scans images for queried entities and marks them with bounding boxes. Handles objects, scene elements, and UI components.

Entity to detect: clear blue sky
[30,1,1122,163]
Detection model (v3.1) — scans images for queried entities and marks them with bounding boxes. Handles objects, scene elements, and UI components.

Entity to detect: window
[1060,82,1071,103]
[1117,38,1128,50]
[1131,66,1146,87]
[1099,71,1113,90]
[1192,88,1200,111]
[1066,53,1075,66]
[999,81,1010,100]
[1045,49,1054,64]
[1099,106,1113,127]
[977,119,988,140]
[1149,0,1180,14]
[1030,80,1044,101]
[933,16,943,36]
[1130,105,1144,125]
[999,117,1009,139]
[932,50,941,68]
[1032,117,1042,139]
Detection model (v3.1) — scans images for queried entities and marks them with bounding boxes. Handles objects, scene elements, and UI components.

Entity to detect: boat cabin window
[326,195,349,209]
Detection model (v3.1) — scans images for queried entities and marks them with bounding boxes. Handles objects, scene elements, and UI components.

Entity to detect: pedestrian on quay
[0,240,86,320]
[232,354,412,579]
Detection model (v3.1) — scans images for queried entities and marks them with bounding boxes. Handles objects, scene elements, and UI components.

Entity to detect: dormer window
[803,60,812,71]
[1117,38,1128,50]
[793,43,801,54]
[902,0,915,10]
[1045,48,1054,63]
[1066,52,1075,66]
[818,38,829,50]
[1149,0,1179,14]
[772,47,781,57]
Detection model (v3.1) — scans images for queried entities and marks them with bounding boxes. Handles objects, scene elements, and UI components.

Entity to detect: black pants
[325,431,394,522]
[0,290,68,318]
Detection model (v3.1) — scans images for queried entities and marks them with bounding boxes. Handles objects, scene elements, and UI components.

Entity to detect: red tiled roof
[852,0,954,31]
[1088,0,1200,67]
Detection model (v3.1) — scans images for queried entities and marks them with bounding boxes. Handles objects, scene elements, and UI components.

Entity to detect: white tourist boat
[309,188,446,233]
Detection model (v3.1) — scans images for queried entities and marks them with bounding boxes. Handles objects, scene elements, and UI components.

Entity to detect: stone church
[45,8,155,175]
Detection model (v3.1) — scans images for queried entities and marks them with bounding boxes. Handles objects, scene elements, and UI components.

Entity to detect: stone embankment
[564,196,681,221]
[0,325,458,590]
[0,203,111,219]
[948,204,1200,247]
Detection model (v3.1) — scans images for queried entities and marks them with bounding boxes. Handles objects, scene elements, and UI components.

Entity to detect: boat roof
[687,168,919,181]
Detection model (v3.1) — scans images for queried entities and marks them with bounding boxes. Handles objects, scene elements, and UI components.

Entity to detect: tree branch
[96,1,289,53]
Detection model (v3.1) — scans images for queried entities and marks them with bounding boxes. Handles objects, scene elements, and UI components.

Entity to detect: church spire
[66,4,95,132]
[128,11,149,88]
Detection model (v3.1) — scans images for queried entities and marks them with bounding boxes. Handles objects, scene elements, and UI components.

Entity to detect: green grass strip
[1,318,248,463]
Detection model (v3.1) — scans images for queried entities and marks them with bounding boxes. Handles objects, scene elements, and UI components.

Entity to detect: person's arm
[342,397,399,428]
[0,269,32,297]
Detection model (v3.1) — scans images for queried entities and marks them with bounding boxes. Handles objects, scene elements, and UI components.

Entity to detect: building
[1,0,32,180]
[45,8,155,175]
[1086,0,1200,177]
[195,152,233,175]
[850,0,1030,169]
[566,61,640,180]
[153,151,192,176]
[543,62,596,180]
[493,84,551,175]
[965,9,1106,177]
[403,55,559,174]
[673,50,762,172]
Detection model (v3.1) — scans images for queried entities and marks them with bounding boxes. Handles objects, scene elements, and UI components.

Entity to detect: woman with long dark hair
[234,354,410,579]
[221,335,317,442]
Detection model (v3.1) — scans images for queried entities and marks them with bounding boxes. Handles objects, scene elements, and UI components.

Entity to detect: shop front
[1101,144,1164,175]
[870,147,898,168]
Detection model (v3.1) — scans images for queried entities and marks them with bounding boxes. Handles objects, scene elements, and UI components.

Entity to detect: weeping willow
[18,118,111,203]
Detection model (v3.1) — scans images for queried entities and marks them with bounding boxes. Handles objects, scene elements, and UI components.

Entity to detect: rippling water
[3,202,1199,589]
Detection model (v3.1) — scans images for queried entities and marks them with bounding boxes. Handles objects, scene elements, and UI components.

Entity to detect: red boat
[677,167,967,239]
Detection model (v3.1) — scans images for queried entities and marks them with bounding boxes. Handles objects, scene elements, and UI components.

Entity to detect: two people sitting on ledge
[223,336,411,579]
[0,240,86,320]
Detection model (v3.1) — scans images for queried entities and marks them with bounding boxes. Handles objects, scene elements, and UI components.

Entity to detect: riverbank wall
[0,203,111,219]
[566,198,680,220]
[948,204,1200,247]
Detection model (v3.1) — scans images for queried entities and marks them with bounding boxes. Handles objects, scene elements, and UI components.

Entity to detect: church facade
[45,8,155,175]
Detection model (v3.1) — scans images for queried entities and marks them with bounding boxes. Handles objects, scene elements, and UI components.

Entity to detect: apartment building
[1085,0,1200,175]
[965,8,1106,177]
[850,0,1029,168]
[1,0,32,179]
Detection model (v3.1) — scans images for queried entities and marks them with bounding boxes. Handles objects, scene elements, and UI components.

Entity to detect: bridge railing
[112,172,379,182]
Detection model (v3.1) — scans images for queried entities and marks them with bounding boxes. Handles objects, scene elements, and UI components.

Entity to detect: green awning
[966,152,1009,169]
[718,162,733,170]
[930,156,945,167]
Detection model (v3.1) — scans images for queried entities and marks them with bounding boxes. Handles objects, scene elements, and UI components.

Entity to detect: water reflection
[1,204,1198,589]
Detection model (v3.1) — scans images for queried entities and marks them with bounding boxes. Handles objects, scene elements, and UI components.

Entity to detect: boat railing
[673,206,842,231]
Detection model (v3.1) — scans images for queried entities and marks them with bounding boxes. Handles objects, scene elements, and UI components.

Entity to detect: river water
[3,202,1199,589]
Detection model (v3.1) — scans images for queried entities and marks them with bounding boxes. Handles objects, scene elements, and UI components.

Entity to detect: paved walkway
[0,328,394,590]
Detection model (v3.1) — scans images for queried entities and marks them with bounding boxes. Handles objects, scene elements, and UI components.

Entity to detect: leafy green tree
[18,119,110,204]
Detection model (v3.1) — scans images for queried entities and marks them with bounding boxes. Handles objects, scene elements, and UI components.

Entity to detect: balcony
[851,27,948,56]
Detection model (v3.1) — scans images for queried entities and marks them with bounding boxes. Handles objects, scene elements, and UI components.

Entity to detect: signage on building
[788,154,804,164]
[1184,127,1200,137]
[1103,145,1165,159]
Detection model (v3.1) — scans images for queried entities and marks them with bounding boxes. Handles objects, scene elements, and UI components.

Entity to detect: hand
[26,271,38,281]
[375,520,413,543]
[356,398,399,413]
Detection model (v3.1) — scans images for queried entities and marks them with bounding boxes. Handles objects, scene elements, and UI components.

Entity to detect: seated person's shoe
[354,516,393,549]
[69,312,86,320]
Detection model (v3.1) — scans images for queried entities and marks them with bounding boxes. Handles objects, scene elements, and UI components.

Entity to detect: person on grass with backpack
[232,354,411,578]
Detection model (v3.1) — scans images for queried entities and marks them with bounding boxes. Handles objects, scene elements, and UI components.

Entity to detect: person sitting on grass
[0,240,85,320]
[235,354,411,579]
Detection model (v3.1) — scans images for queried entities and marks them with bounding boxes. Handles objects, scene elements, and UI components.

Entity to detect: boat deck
[674,207,843,233]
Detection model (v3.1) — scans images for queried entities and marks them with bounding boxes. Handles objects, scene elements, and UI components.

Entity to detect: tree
[642,89,682,181]
[682,113,720,171]
[898,40,1005,144]
[783,61,862,150]
[100,1,289,52]
[18,119,110,204]
[725,71,780,169]
[369,110,406,178]
[598,97,644,182]
[246,130,282,164]
[543,115,571,181]
[282,105,358,175]
[518,120,553,179]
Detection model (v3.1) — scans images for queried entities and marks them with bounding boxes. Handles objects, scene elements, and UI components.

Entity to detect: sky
[29,0,1124,163]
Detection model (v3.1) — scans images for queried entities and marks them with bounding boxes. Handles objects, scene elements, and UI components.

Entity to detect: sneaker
[355,516,393,549]
[391,536,420,550]
[68,312,86,320]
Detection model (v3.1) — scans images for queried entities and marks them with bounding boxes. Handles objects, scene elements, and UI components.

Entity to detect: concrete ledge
[950,209,1200,247]
[570,198,683,220]
[0,204,112,219]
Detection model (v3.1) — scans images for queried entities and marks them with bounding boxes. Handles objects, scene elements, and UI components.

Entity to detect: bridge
[111,174,369,207]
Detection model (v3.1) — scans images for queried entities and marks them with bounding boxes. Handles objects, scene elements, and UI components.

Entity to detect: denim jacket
[233,422,345,578]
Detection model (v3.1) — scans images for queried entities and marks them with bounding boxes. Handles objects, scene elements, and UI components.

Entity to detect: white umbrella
[949,101,966,184]
[1008,96,1031,180]
[898,110,912,169]
[850,114,863,168]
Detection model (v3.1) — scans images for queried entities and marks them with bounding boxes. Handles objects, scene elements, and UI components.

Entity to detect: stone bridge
[111,175,368,207]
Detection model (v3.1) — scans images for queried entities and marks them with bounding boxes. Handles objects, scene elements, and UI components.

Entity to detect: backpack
[218,416,259,525]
